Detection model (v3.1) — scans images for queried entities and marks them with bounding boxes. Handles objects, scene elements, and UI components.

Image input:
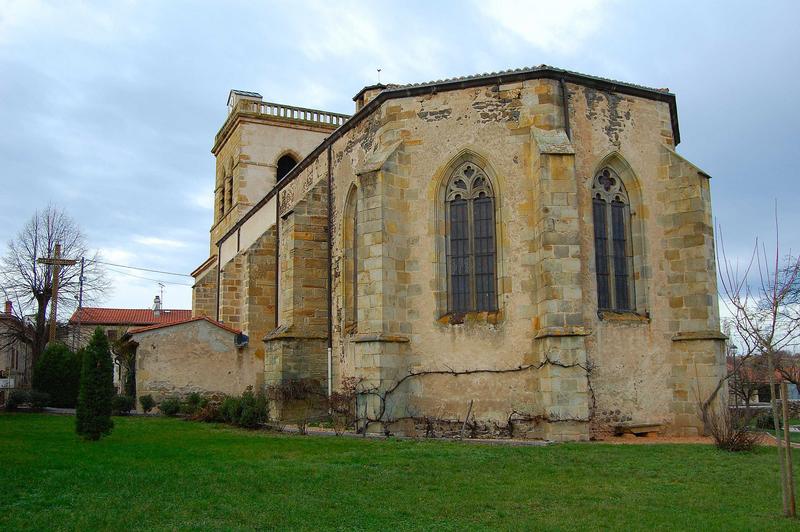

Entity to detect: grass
[0,414,797,531]
[768,429,800,443]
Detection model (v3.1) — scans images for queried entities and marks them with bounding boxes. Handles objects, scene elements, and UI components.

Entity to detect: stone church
[190,65,726,440]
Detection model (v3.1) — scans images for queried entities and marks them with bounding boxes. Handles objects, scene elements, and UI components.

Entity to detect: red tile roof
[69,307,193,326]
[128,316,241,335]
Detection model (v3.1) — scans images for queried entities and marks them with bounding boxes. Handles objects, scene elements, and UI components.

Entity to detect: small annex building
[68,301,192,393]
[126,317,255,406]
[187,65,727,441]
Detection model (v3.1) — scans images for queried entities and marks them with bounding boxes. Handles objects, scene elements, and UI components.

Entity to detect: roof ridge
[127,316,241,335]
[76,306,191,310]
[382,64,671,95]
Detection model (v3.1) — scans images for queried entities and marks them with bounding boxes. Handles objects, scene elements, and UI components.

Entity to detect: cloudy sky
[1,0,797,310]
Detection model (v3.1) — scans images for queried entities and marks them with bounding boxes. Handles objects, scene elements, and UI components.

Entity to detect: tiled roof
[230,89,262,98]
[69,307,193,326]
[384,64,671,96]
[127,316,241,335]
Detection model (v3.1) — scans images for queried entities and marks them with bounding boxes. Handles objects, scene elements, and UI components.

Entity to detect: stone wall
[241,229,277,351]
[264,178,330,394]
[323,77,722,439]
[218,253,244,326]
[192,261,217,318]
[133,319,258,405]
[195,72,724,440]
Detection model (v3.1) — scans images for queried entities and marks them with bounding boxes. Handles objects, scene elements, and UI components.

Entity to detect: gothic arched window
[343,185,359,329]
[446,162,497,313]
[592,168,633,311]
[276,154,297,182]
[225,176,233,212]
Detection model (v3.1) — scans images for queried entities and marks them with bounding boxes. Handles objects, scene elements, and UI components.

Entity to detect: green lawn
[768,429,800,443]
[0,414,796,531]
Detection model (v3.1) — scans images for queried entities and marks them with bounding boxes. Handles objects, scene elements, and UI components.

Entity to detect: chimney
[227,90,263,115]
[4,301,11,315]
[153,295,161,317]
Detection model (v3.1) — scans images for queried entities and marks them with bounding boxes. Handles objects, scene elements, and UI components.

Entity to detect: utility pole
[38,243,78,344]
[72,258,85,350]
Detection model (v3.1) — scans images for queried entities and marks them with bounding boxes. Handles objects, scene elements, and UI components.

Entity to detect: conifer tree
[33,342,81,408]
[76,327,114,440]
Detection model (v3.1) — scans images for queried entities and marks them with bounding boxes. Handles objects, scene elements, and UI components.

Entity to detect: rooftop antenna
[377,68,382,84]
[158,282,164,308]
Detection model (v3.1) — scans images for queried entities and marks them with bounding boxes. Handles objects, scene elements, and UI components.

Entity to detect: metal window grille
[445,163,497,313]
[592,168,633,312]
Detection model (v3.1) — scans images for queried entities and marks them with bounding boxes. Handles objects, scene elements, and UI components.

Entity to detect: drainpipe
[274,194,280,329]
[215,242,221,321]
[559,78,571,140]
[326,145,333,398]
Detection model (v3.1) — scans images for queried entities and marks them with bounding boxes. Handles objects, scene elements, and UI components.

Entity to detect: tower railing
[215,99,350,148]
[239,100,350,127]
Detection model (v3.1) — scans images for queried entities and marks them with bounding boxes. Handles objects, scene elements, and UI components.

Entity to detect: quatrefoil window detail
[446,163,494,201]
[593,168,628,201]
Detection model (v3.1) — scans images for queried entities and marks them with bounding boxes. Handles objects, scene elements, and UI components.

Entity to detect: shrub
[190,403,223,423]
[220,396,242,424]
[28,390,51,410]
[266,379,324,434]
[139,394,156,413]
[5,390,29,410]
[329,377,359,436]
[703,403,761,452]
[754,411,781,430]
[76,328,115,441]
[159,397,181,417]
[237,390,268,429]
[186,392,202,409]
[32,342,81,408]
[179,402,197,416]
[111,395,135,416]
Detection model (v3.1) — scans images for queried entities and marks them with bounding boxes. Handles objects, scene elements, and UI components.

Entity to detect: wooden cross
[37,243,78,342]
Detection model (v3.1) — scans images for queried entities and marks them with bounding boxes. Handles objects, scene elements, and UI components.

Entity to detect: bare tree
[776,350,800,396]
[717,217,800,518]
[0,205,108,364]
[729,353,767,415]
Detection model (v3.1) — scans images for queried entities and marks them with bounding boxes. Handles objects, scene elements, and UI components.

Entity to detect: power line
[106,267,193,287]
[89,259,193,278]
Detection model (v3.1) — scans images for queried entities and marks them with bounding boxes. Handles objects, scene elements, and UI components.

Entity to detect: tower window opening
[276,154,298,182]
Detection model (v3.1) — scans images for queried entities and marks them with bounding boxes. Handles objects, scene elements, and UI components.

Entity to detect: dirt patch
[593,434,714,445]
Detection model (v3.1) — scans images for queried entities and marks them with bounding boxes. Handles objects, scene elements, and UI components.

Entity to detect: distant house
[68,298,192,393]
[0,301,34,404]
[68,298,193,347]
[727,355,800,405]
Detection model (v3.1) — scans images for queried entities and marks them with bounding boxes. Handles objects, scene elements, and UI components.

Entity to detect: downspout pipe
[326,145,333,398]
[559,78,571,140]
[274,195,280,329]
[215,242,221,321]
